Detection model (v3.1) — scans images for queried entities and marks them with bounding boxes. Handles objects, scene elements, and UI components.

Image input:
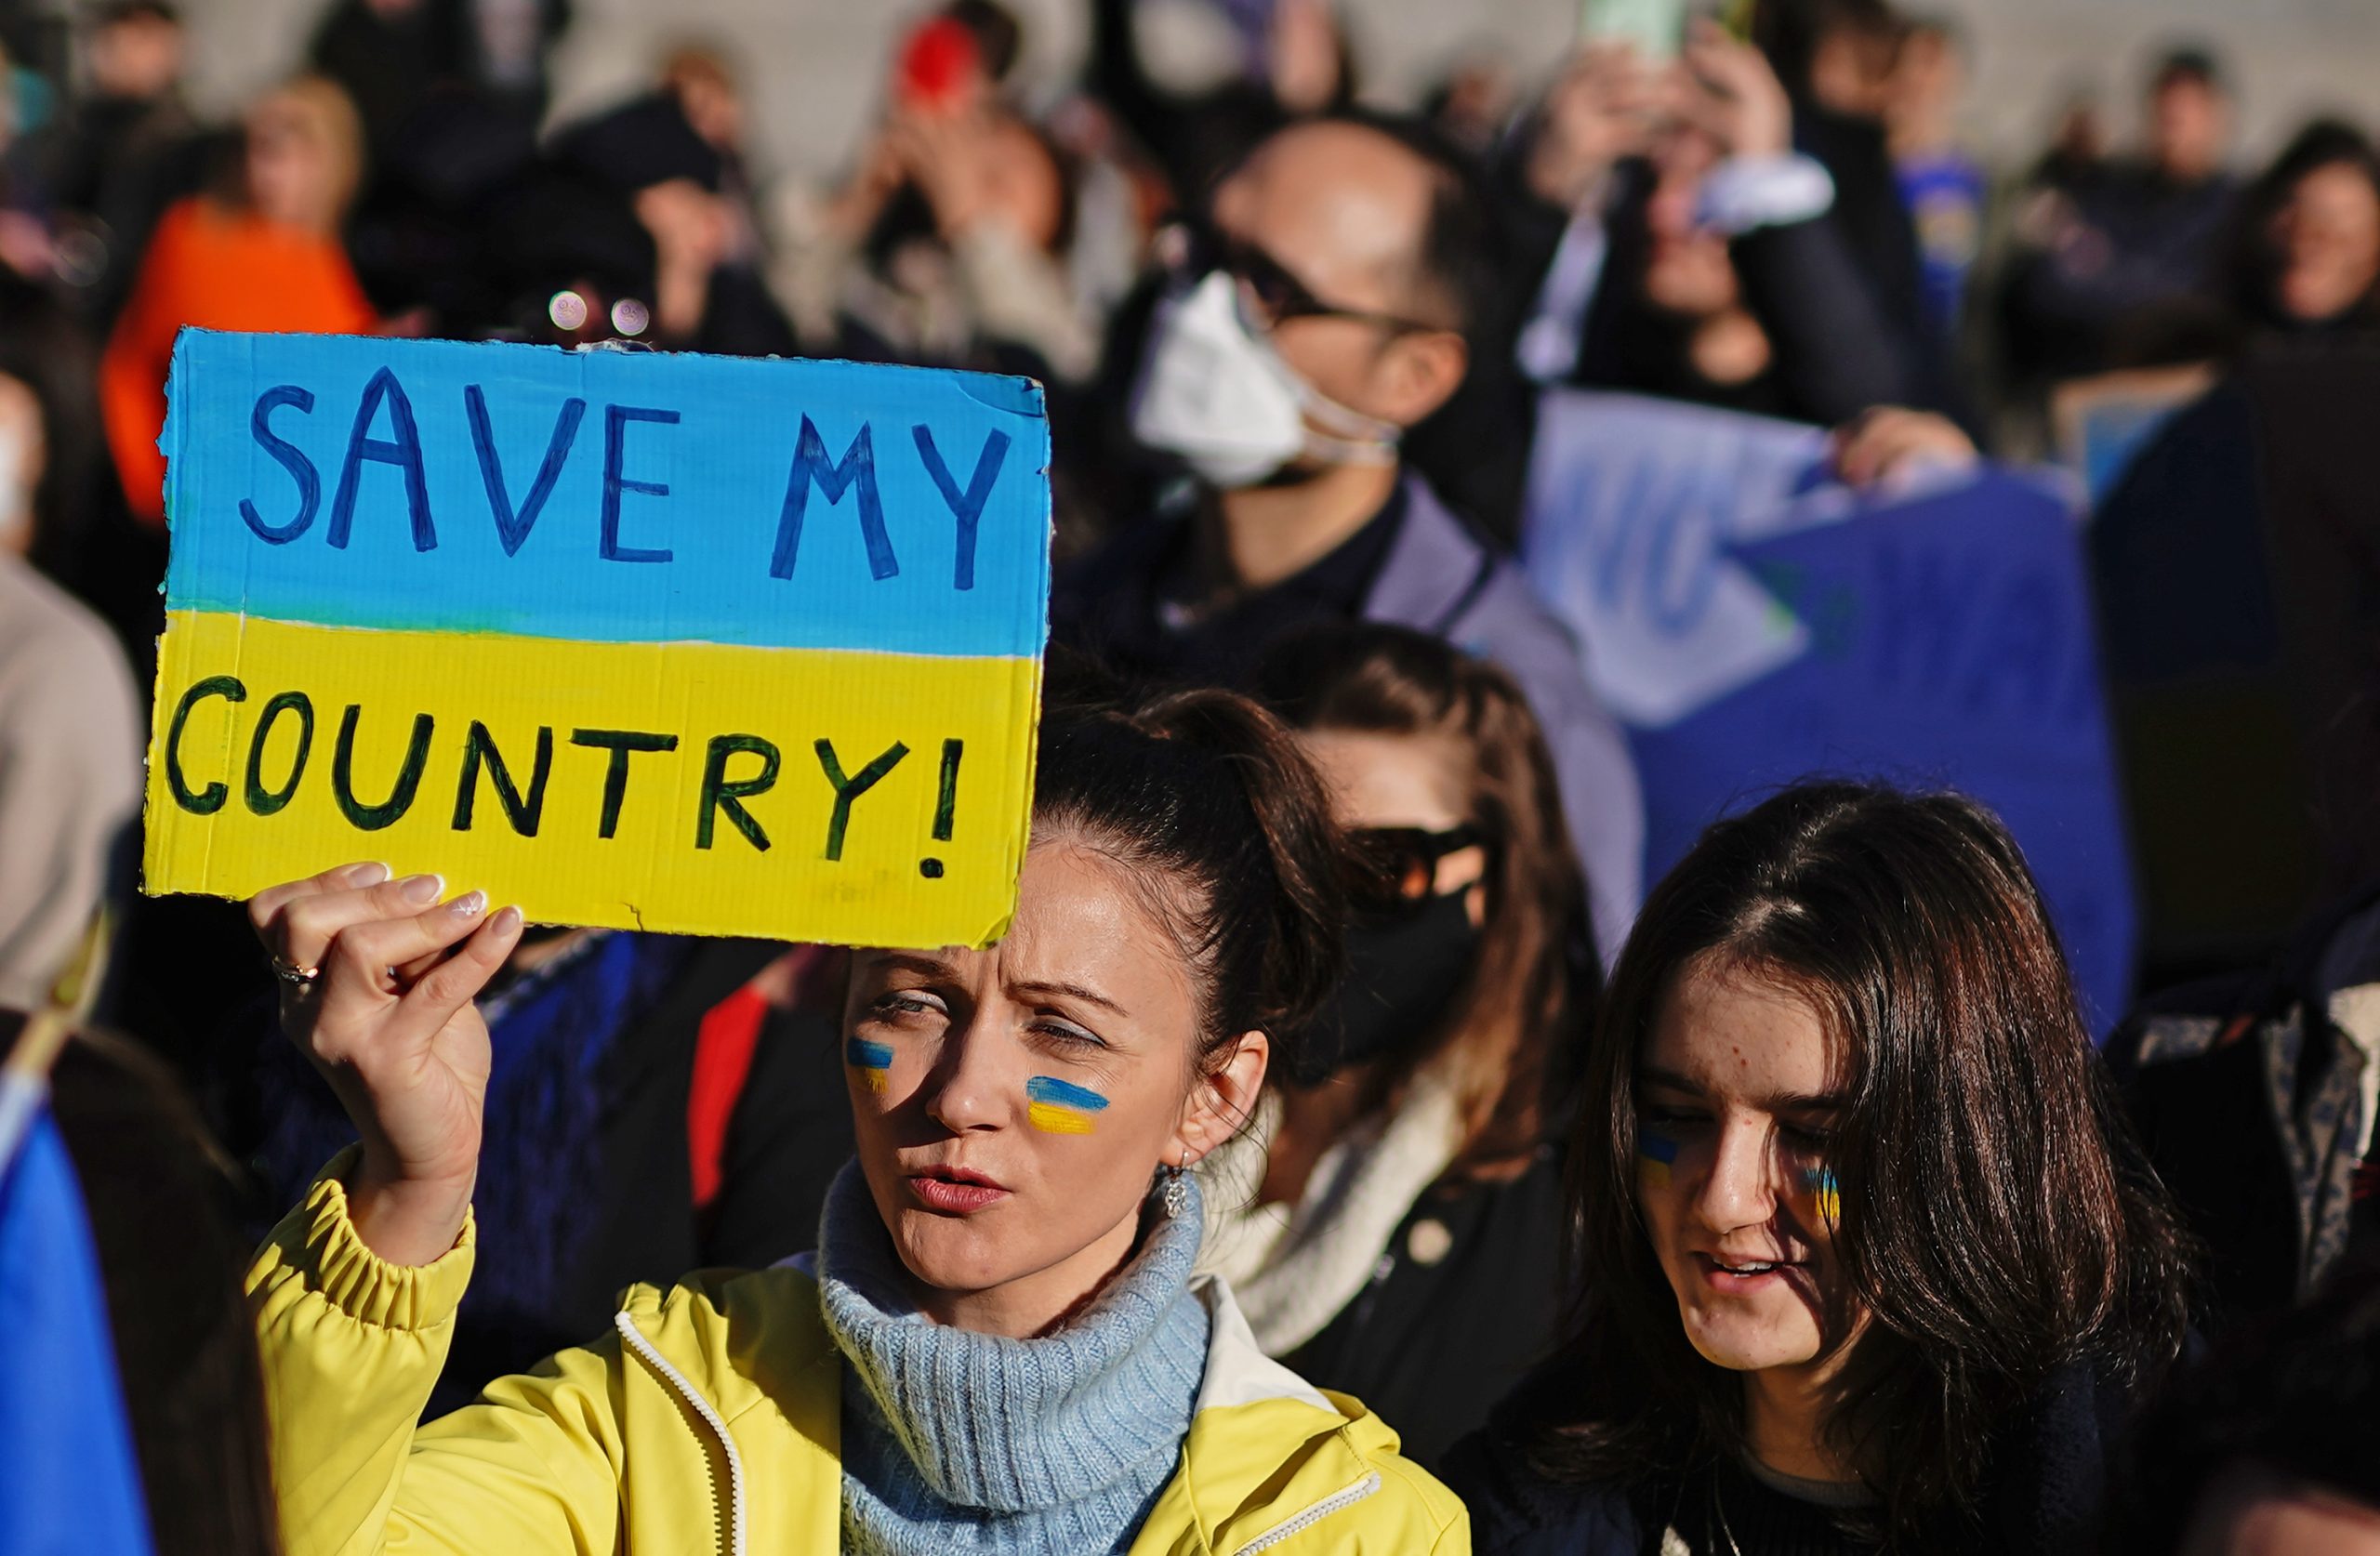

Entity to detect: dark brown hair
[1530,783,2192,1542]
[46,1025,281,1556]
[1032,665,1349,1079]
[1258,623,1593,1178]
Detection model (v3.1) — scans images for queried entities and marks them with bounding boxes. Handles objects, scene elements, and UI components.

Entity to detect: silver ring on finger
[270,954,321,988]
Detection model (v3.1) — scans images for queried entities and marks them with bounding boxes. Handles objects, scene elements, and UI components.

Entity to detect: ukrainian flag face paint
[1025,1075,1110,1135]
[845,1036,893,1096]
[1632,959,1858,1378]
[1638,1127,1681,1186]
[835,845,1246,1314]
[1801,1166,1841,1225]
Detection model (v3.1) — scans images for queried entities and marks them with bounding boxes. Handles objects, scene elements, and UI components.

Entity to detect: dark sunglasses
[1158,217,1439,336]
[1345,824,1487,916]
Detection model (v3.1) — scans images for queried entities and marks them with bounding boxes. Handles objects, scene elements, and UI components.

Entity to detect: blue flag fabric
[1525,391,2136,1032]
[0,1107,157,1556]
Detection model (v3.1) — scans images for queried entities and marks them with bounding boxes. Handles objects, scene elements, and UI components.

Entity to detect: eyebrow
[870,952,955,981]
[1010,979,1130,1018]
[1636,1064,1850,1114]
[868,956,1130,1019]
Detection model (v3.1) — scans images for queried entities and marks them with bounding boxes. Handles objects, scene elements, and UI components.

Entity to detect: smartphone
[1578,0,1687,62]
[896,17,981,113]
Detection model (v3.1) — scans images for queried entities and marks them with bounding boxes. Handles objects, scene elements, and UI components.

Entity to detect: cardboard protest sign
[143,331,1051,949]
[1525,390,2136,1030]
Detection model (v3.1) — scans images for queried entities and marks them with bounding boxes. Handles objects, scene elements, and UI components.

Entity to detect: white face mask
[1129,270,1403,489]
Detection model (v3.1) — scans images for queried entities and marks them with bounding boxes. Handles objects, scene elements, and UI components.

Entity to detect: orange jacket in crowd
[99,197,378,524]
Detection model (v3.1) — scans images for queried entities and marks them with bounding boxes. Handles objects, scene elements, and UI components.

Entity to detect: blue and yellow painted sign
[142,330,1051,948]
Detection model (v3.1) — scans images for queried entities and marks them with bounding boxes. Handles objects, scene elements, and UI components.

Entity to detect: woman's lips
[1693,1251,1800,1295]
[906,1168,1011,1215]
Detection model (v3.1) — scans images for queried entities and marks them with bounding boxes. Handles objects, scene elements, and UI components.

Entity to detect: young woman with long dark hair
[239,684,1467,1554]
[1449,782,2194,1553]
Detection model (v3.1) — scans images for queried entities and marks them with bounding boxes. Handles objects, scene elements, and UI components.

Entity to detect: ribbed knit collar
[816,1161,1211,1523]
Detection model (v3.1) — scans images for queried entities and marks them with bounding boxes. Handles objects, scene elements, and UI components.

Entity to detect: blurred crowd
[6,0,2380,1553]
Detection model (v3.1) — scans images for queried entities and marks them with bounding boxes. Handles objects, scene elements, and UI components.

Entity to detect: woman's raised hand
[1673,20,1794,162]
[248,862,524,1265]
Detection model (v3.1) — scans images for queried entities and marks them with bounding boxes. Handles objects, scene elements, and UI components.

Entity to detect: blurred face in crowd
[1208,121,1469,439]
[2149,72,2229,183]
[665,53,745,153]
[1642,127,1741,320]
[1633,955,1858,1378]
[841,838,1263,1335]
[1805,20,1898,120]
[2053,97,2108,165]
[245,88,353,235]
[90,12,182,102]
[1886,26,1963,135]
[2272,161,2380,323]
[977,115,1066,254]
[2179,1465,2380,1556]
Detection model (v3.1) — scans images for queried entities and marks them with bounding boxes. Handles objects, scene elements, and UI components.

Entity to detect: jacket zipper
[1227,1471,1383,1554]
[613,1312,749,1556]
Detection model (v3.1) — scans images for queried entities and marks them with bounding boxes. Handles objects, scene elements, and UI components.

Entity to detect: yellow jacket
[248,1159,1471,1555]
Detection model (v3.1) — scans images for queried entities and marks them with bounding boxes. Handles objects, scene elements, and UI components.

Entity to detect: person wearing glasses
[1051,110,1646,968]
[1185,623,1596,1470]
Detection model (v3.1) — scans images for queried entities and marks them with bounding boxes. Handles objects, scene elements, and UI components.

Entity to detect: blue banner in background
[1525,391,2136,1033]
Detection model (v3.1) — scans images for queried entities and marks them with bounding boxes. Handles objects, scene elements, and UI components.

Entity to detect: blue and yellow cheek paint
[845,1036,892,1096]
[1637,1128,1680,1186]
[1801,1166,1841,1223]
[1025,1075,1109,1135]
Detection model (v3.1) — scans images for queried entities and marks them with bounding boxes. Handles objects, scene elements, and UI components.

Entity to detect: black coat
[1446,1361,2139,1555]
[1279,1145,1567,1472]
[2109,884,2380,1326]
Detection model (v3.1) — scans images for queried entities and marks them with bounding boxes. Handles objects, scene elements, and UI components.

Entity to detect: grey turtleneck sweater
[815,1163,1212,1555]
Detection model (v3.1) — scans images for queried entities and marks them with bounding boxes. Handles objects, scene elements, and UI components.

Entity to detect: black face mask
[1308,890,1482,1078]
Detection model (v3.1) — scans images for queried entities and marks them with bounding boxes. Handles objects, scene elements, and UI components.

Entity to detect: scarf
[816,1161,1210,1555]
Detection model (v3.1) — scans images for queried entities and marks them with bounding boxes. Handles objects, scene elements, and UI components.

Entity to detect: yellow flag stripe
[143,611,1040,949]
[1026,1102,1099,1135]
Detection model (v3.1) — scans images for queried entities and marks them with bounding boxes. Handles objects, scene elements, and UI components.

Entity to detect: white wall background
[168,0,2380,182]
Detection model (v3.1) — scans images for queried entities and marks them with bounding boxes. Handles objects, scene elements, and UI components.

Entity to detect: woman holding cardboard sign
[243,680,1468,1554]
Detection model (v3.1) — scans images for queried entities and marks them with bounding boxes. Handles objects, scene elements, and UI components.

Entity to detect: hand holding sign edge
[248,861,524,1265]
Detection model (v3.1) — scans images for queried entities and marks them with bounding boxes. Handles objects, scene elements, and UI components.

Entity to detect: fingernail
[399,873,443,904]
[492,905,522,935]
[449,890,486,917]
[343,862,391,886]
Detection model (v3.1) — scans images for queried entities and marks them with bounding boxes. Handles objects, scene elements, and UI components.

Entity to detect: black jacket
[2109,885,2380,1326]
[1278,1145,1567,1472]
[1446,1361,2138,1555]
